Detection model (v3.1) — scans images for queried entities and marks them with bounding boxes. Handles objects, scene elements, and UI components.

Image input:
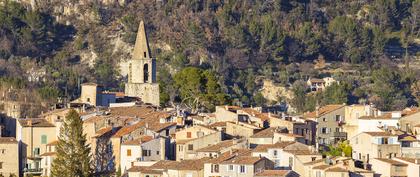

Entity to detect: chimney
[315,106,320,117]
[27,119,32,126]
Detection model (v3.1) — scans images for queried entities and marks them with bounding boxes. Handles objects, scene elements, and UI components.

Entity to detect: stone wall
[125,83,159,106]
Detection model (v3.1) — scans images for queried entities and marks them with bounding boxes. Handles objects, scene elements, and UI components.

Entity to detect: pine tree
[51,109,92,177]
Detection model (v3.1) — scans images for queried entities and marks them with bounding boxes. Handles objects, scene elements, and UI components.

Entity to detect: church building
[125,21,160,106]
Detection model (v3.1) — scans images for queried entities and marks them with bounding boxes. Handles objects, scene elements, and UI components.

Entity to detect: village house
[393,157,420,177]
[175,125,222,161]
[128,158,210,177]
[218,156,274,177]
[225,121,261,138]
[342,104,376,139]
[398,107,420,133]
[371,158,408,177]
[270,116,317,145]
[251,141,321,169]
[0,137,19,177]
[194,139,247,158]
[40,140,58,177]
[350,131,401,164]
[120,136,167,173]
[248,127,305,147]
[306,77,336,92]
[16,118,58,176]
[304,157,374,177]
[304,104,346,146]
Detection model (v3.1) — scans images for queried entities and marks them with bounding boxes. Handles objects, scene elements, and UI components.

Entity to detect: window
[157,151,160,155]
[288,157,293,168]
[34,148,40,156]
[274,160,280,167]
[335,115,341,121]
[41,135,47,144]
[273,150,278,156]
[166,129,169,136]
[395,166,403,172]
[336,128,340,132]
[127,149,131,156]
[187,132,192,138]
[144,52,147,58]
[228,165,234,171]
[188,144,193,150]
[321,127,327,134]
[144,63,149,83]
[239,165,246,173]
[322,118,326,122]
[211,164,219,173]
[142,150,151,156]
[87,98,90,102]
[179,145,183,152]
[311,157,317,161]
[316,171,321,177]
[355,138,358,144]
[0,149,4,154]
[0,162,2,169]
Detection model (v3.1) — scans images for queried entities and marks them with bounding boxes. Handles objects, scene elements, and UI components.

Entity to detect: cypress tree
[51,109,92,177]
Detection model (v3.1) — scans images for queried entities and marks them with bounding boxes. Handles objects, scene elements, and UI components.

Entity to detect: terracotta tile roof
[206,149,252,164]
[0,137,17,144]
[309,78,325,83]
[374,158,408,166]
[359,113,392,120]
[127,166,163,173]
[122,136,154,145]
[107,92,125,97]
[304,104,345,118]
[325,167,348,172]
[415,124,420,128]
[112,117,175,138]
[18,118,55,127]
[251,127,286,138]
[253,142,296,152]
[364,132,395,137]
[209,122,229,128]
[402,107,419,117]
[109,106,155,118]
[278,133,304,138]
[395,157,420,164]
[149,160,179,169]
[221,156,263,165]
[313,165,331,170]
[196,139,239,152]
[304,158,326,165]
[83,116,104,124]
[240,108,271,121]
[398,134,418,142]
[40,152,57,156]
[150,158,210,171]
[93,127,117,138]
[284,150,319,155]
[255,170,291,177]
[46,140,59,146]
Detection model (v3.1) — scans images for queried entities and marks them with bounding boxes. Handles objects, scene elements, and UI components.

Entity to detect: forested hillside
[0,0,419,113]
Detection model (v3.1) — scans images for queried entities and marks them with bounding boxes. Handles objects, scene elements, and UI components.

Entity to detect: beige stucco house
[16,118,57,176]
[304,104,347,146]
[371,158,408,177]
[0,137,19,176]
[350,131,401,164]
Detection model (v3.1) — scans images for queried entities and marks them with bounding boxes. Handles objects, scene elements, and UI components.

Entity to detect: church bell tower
[125,21,159,106]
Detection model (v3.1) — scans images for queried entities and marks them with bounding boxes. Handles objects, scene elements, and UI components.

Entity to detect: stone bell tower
[125,21,159,106]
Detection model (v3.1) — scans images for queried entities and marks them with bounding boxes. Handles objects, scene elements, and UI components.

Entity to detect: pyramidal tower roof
[133,21,151,60]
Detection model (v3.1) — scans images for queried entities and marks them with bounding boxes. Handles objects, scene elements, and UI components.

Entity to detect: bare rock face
[260,80,294,102]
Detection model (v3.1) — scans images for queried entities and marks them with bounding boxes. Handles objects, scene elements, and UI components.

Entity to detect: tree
[322,82,348,105]
[290,80,307,113]
[51,110,92,177]
[324,141,352,157]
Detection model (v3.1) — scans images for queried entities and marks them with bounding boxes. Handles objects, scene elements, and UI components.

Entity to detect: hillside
[0,0,419,113]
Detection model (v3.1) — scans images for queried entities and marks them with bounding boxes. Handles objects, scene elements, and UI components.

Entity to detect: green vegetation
[51,110,92,177]
[324,141,353,157]
[0,1,419,112]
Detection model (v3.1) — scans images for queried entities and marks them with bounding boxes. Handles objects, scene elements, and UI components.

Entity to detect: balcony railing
[333,132,347,138]
[24,168,43,173]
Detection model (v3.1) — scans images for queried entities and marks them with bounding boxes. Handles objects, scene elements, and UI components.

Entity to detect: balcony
[333,132,347,138]
[24,168,43,174]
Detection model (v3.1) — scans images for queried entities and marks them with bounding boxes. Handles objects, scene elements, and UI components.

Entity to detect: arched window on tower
[144,63,149,83]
